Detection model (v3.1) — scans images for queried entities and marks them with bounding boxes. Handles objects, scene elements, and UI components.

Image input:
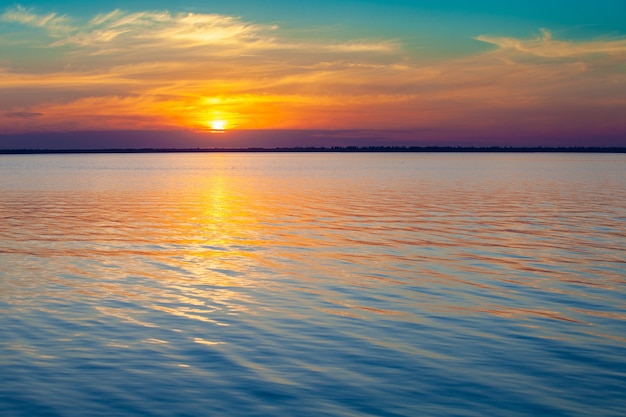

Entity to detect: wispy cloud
[477,28,626,58]
[5,111,43,118]
[1,5,73,36]
[54,9,275,51]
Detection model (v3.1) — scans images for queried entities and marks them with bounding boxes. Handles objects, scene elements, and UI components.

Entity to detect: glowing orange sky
[1,4,626,147]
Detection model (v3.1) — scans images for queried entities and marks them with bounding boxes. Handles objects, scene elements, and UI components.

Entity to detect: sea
[1,152,625,416]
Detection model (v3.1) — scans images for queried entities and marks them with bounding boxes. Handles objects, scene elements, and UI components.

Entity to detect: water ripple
[1,153,625,416]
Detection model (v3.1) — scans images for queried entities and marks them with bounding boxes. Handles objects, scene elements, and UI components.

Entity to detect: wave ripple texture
[1,153,625,416]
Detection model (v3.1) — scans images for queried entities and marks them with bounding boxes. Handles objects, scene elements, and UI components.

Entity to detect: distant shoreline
[1,146,625,154]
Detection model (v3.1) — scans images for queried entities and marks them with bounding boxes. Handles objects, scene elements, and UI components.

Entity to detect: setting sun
[209,120,227,131]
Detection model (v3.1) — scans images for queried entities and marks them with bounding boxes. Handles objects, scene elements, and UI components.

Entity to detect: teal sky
[11,1,626,32]
[1,1,625,147]
[7,1,625,64]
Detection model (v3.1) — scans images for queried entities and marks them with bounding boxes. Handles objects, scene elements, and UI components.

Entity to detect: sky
[1,0,625,148]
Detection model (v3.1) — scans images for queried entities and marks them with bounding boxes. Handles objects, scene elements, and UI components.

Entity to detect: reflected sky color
[1,1,625,147]
[1,153,626,415]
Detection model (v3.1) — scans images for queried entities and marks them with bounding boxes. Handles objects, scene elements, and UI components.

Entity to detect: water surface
[1,153,625,416]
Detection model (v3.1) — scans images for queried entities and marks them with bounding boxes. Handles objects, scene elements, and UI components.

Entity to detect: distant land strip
[1,146,626,154]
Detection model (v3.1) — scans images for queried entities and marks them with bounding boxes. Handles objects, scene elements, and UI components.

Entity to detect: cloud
[53,9,274,52]
[5,111,43,118]
[0,5,73,36]
[2,6,393,55]
[476,28,626,58]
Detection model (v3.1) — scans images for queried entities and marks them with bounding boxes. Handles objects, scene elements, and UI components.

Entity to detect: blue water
[1,153,625,416]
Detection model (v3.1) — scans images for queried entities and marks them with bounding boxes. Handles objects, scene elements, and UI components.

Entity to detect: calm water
[1,153,625,416]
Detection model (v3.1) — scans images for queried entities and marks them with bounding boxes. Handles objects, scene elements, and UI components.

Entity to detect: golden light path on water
[0,152,625,416]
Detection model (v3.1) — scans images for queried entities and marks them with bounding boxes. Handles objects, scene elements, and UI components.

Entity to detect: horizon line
[2,146,626,154]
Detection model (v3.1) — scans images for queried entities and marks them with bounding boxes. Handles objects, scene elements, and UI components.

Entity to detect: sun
[209,120,227,131]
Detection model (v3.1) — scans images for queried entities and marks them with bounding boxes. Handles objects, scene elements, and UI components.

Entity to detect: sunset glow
[1,2,625,148]
[209,121,227,132]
